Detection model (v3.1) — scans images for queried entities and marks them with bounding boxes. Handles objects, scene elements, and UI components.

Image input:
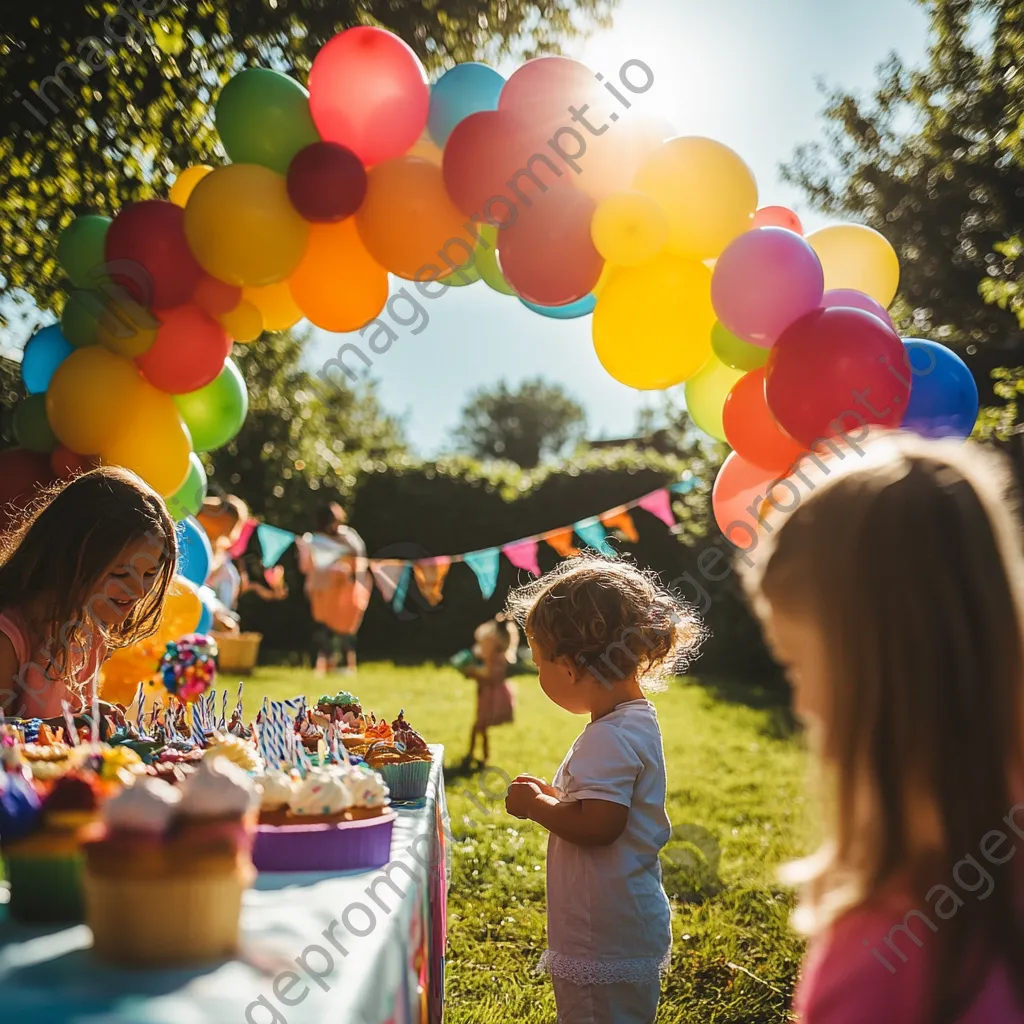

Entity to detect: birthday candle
[136,692,146,733]
[91,687,100,744]
[61,701,80,746]
[221,689,227,728]
[236,680,244,716]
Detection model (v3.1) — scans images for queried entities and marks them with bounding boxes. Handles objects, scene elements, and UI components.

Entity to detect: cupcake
[286,766,355,825]
[2,772,102,923]
[203,731,263,773]
[83,758,259,965]
[365,713,432,801]
[255,767,299,825]
[21,742,72,782]
[342,764,392,820]
[316,691,362,720]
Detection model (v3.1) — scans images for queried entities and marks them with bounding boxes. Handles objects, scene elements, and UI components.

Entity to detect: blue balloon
[21,324,73,394]
[901,339,979,440]
[520,294,597,320]
[428,63,505,147]
[176,516,213,587]
[196,599,214,636]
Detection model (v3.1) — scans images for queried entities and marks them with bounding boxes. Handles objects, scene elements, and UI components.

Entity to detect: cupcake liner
[253,812,395,872]
[377,759,431,801]
[5,850,85,924]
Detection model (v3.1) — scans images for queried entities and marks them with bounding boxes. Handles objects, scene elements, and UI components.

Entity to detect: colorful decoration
[157,634,218,703]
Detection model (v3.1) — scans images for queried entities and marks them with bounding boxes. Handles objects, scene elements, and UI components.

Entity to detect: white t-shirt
[540,698,673,986]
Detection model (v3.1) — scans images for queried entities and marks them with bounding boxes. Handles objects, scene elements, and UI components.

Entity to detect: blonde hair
[743,432,1024,1016]
[507,553,705,686]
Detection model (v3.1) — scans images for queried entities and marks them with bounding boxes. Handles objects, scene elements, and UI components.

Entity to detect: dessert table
[0,747,449,1024]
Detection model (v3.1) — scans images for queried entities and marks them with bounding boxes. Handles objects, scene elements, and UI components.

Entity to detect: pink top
[0,610,103,719]
[796,894,1023,1023]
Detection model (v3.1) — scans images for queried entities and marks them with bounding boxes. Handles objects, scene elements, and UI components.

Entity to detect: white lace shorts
[552,976,660,1024]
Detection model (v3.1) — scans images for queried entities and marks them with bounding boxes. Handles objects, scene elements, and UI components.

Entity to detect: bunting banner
[216,483,695,613]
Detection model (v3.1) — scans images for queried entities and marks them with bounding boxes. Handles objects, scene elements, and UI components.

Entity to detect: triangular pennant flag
[545,528,580,558]
[413,557,452,607]
[600,508,639,543]
[464,548,501,599]
[257,523,297,568]
[227,518,256,558]
[670,476,698,495]
[637,489,675,527]
[370,560,407,604]
[393,564,413,614]
[503,538,541,577]
[574,517,616,557]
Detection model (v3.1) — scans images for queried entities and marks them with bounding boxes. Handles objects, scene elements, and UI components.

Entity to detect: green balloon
[60,290,106,348]
[56,215,112,289]
[13,394,58,453]
[684,354,745,443]
[166,454,208,521]
[711,321,769,372]
[173,358,248,453]
[441,261,481,287]
[215,68,320,175]
[476,225,516,296]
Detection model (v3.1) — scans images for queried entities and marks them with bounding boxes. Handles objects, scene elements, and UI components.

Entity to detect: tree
[0,0,614,319]
[451,378,587,468]
[206,328,406,531]
[783,0,1024,372]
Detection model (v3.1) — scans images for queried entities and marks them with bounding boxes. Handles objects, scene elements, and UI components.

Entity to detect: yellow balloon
[184,163,309,286]
[634,137,757,262]
[162,576,203,637]
[169,165,214,207]
[591,192,668,266]
[683,354,746,442]
[592,263,616,299]
[97,310,157,358]
[99,380,192,496]
[593,254,715,390]
[46,347,146,455]
[807,224,900,307]
[243,281,303,332]
[220,299,263,343]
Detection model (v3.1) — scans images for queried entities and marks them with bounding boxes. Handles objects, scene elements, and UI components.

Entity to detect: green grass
[242,664,813,1023]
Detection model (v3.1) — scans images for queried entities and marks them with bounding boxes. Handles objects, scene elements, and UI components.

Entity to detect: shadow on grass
[684,673,799,740]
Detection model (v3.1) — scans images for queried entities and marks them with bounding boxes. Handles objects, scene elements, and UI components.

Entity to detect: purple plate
[253,811,396,872]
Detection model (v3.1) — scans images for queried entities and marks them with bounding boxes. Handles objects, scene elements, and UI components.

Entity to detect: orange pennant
[412,558,451,607]
[601,509,639,543]
[545,528,580,558]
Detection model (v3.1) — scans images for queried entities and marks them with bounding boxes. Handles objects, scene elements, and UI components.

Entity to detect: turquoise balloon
[428,63,505,146]
[13,394,58,453]
[520,294,596,319]
[57,214,111,289]
[711,321,768,372]
[21,324,73,394]
[173,358,248,453]
[215,68,321,175]
[167,454,208,521]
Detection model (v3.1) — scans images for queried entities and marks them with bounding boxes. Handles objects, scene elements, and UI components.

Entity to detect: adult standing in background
[297,502,371,677]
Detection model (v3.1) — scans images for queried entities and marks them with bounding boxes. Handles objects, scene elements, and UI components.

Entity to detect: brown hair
[507,553,705,685]
[0,466,176,692]
[743,432,1024,1017]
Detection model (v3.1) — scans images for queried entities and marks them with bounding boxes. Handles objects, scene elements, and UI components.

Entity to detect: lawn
[242,664,813,1024]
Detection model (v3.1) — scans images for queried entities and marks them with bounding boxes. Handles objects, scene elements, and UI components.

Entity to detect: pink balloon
[712,451,780,549]
[752,206,803,234]
[821,288,895,330]
[499,56,601,135]
[308,27,429,166]
[711,228,824,348]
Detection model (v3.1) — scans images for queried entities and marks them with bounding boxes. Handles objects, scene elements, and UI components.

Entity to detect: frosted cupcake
[255,767,300,825]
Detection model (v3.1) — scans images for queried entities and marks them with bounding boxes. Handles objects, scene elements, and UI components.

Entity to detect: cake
[82,757,259,965]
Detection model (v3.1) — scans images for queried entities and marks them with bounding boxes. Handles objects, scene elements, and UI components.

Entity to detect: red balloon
[193,274,242,318]
[765,307,909,449]
[105,200,204,308]
[499,56,605,136]
[287,142,367,222]
[308,27,428,166]
[752,206,804,234]
[723,368,804,472]
[0,449,54,530]
[498,186,603,305]
[136,305,233,393]
[50,446,101,479]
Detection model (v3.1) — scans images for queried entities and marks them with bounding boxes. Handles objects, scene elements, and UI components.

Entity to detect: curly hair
[506,553,706,686]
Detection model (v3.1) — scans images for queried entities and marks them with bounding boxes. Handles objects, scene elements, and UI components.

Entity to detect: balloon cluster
[157,634,218,703]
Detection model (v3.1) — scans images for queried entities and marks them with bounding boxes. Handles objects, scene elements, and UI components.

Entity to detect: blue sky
[307,0,932,455]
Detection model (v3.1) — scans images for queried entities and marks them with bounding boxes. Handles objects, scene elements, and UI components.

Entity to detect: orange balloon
[356,156,468,279]
[289,219,389,332]
[243,281,303,332]
[722,368,804,472]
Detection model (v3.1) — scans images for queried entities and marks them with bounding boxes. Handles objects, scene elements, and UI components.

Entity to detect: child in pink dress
[744,433,1024,1023]
[458,615,518,765]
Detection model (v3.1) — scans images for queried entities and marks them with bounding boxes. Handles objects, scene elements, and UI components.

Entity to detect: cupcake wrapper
[5,851,85,924]
[377,759,431,801]
[253,813,395,872]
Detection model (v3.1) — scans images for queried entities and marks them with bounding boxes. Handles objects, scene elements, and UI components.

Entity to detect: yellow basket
[212,631,262,674]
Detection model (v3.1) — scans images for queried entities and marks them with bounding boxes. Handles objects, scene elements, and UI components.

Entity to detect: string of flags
[236,477,698,613]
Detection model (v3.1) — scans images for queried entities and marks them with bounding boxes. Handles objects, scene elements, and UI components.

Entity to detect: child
[457,614,518,764]
[0,466,176,724]
[743,433,1024,1022]
[504,555,703,1024]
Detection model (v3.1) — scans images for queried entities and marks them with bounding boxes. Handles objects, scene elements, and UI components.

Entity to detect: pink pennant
[503,538,541,577]
[227,518,257,558]
[637,489,675,528]
[370,560,407,603]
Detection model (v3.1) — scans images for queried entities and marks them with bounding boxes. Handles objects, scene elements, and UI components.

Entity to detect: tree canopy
[0,0,614,319]
[783,0,1024,370]
[451,377,587,468]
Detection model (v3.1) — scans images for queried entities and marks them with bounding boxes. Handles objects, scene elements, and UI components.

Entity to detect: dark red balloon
[287,142,368,222]
[0,448,54,530]
[193,273,242,318]
[498,185,603,305]
[137,304,233,393]
[50,445,101,479]
[105,200,204,308]
[765,307,909,449]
